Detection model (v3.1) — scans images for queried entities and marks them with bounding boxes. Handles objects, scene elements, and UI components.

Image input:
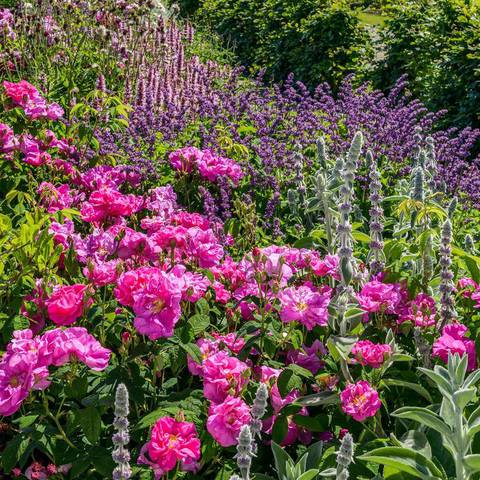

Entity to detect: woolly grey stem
[112,383,131,480]
[336,433,354,480]
[438,219,457,330]
[366,150,385,276]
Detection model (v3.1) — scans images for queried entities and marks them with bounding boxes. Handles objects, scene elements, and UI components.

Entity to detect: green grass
[356,10,388,26]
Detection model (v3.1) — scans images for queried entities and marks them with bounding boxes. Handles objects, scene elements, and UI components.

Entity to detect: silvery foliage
[112,383,131,480]
[359,353,480,480]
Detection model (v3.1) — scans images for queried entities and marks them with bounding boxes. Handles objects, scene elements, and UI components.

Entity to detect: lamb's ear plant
[358,353,480,480]
[254,441,325,480]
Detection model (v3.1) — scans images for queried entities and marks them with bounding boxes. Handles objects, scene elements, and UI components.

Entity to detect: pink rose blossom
[206,396,251,447]
[131,269,183,339]
[432,323,477,371]
[340,381,381,421]
[80,187,143,223]
[0,122,18,154]
[38,182,73,213]
[46,284,92,325]
[202,351,249,403]
[356,281,402,314]
[351,340,392,368]
[169,146,203,173]
[398,293,436,327]
[141,417,201,476]
[277,285,331,330]
[458,278,478,298]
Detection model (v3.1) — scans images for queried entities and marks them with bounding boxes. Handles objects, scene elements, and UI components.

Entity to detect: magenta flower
[398,293,436,327]
[38,182,73,213]
[139,417,201,477]
[286,340,327,374]
[206,396,251,447]
[432,323,477,371]
[340,381,381,422]
[202,351,249,403]
[0,122,18,155]
[351,340,392,368]
[131,269,183,340]
[46,284,92,326]
[169,146,203,173]
[356,280,402,314]
[277,285,331,330]
[80,187,143,223]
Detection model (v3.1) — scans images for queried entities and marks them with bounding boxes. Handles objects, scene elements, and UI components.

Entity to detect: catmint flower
[438,219,457,329]
[235,425,254,480]
[112,383,131,480]
[336,432,354,480]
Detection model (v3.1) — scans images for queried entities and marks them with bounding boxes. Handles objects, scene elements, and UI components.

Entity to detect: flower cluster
[0,328,110,415]
[3,80,63,120]
[169,146,244,186]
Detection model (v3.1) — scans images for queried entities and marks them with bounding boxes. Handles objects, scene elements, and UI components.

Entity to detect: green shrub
[187,0,374,88]
[374,0,480,129]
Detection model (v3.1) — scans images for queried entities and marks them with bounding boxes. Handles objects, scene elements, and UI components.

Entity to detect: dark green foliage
[186,0,374,88]
[376,0,480,129]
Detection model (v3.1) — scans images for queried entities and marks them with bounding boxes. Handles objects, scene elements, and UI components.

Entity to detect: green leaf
[358,447,445,479]
[464,454,480,472]
[326,336,357,361]
[77,406,102,444]
[277,368,303,398]
[294,391,339,407]
[272,415,289,444]
[305,441,324,470]
[1,435,30,472]
[417,367,453,396]
[297,469,321,480]
[392,407,451,437]
[453,387,476,410]
[188,313,210,335]
[382,378,433,402]
[271,440,293,478]
[391,431,432,459]
[179,342,203,364]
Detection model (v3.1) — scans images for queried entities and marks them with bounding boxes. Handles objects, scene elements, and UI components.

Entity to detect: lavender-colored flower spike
[412,167,425,202]
[448,196,457,219]
[250,383,268,440]
[438,219,457,329]
[366,150,385,276]
[336,433,354,480]
[337,132,363,286]
[112,383,131,480]
[464,234,475,253]
[235,425,254,480]
[316,136,328,170]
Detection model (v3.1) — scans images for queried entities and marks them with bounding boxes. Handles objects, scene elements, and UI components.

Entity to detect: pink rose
[277,285,331,330]
[432,323,477,371]
[340,381,381,422]
[46,284,92,325]
[202,351,249,403]
[206,396,251,447]
[351,340,392,368]
[142,417,201,476]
